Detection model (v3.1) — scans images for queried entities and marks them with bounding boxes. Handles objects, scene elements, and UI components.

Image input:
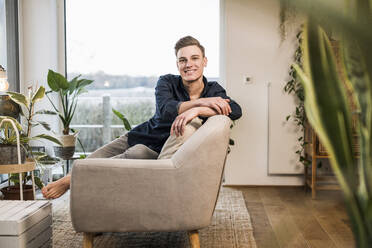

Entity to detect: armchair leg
[83,232,94,248]
[188,230,200,248]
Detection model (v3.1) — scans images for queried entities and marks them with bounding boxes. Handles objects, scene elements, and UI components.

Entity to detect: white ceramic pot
[59,134,77,147]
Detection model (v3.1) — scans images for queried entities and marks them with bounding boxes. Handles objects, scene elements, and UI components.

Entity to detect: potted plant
[0,86,62,200]
[0,116,26,164]
[45,69,93,159]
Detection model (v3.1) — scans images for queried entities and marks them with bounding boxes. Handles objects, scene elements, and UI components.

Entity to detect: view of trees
[68,72,158,89]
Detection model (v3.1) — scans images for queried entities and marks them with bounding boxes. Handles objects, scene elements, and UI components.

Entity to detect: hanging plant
[279,0,297,42]
[283,27,310,167]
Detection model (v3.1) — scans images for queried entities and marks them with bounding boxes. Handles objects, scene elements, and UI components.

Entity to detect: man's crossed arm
[171,97,231,136]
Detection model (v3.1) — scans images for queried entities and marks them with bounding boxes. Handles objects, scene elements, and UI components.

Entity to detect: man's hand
[196,97,231,115]
[171,108,200,137]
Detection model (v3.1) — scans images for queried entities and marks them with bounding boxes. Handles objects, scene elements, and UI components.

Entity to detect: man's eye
[179,59,186,63]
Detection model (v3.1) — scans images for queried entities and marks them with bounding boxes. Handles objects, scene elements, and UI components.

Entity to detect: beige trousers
[87,117,202,160]
[157,117,202,159]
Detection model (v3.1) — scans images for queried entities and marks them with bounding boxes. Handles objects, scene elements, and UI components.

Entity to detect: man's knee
[158,117,202,159]
[122,144,158,159]
[180,117,203,140]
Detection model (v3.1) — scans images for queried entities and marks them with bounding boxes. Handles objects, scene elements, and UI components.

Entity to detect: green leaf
[0,116,23,131]
[47,69,69,91]
[33,176,44,189]
[68,75,80,94]
[34,110,58,115]
[112,108,132,131]
[35,153,61,165]
[6,91,28,108]
[31,134,62,146]
[31,86,45,103]
[37,121,51,131]
[76,87,88,96]
[31,151,47,157]
[76,79,93,89]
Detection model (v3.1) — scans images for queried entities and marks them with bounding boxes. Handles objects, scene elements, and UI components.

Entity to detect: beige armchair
[70,115,232,248]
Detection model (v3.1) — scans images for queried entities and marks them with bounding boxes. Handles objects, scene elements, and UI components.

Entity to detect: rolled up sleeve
[155,76,180,122]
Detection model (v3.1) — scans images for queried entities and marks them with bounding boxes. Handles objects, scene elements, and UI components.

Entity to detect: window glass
[66,0,219,153]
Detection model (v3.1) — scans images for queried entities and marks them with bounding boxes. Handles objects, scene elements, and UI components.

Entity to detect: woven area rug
[52,187,257,247]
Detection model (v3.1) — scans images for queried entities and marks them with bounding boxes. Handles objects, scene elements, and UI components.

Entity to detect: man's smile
[185,69,197,74]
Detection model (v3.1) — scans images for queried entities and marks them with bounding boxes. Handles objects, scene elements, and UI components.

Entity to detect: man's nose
[185,60,193,67]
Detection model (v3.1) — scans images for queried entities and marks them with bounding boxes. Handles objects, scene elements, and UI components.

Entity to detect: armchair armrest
[73,157,175,169]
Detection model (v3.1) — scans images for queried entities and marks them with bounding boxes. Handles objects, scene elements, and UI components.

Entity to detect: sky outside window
[66,0,219,78]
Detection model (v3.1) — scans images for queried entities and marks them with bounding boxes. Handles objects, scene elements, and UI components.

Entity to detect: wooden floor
[232,186,355,248]
[46,186,355,248]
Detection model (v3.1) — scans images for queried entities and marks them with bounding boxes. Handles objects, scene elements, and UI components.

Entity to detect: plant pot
[53,134,77,160]
[53,146,75,160]
[0,145,26,164]
[1,185,34,200]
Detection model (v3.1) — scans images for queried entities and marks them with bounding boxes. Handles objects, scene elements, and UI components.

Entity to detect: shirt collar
[178,75,208,98]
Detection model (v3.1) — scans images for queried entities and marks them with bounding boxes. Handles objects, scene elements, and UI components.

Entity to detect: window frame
[4,0,20,92]
[0,0,19,183]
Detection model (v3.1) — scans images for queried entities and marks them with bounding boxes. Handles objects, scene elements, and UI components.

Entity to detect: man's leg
[42,134,130,199]
[112,144,159,159]
[87,134,130,158]
[158,117,202,159]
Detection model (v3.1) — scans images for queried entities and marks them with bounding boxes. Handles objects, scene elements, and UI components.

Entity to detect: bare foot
[42,175,71,199]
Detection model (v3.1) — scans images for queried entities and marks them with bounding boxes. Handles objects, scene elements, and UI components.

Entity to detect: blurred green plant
[112,108,132,131]
[283,0,372,246]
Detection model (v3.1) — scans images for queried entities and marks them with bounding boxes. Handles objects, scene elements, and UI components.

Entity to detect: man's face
[176,45,207,83]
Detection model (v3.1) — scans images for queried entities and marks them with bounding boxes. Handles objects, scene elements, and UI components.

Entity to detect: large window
[66,0,220,153]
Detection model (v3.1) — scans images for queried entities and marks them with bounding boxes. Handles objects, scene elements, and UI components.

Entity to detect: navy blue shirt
[127,74,242,153]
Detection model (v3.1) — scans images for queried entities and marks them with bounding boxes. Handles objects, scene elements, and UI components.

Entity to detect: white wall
[222,0,304,185]
[18,0,65,149]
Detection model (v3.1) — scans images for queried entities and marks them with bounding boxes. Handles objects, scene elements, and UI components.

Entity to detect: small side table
[0,200,52,247]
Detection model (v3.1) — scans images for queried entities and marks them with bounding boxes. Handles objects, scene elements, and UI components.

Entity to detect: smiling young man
[42,36,242,199]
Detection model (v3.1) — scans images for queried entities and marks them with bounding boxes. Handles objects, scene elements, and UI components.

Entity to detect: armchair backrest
[169,115,232,229]
[172,115,232,169]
